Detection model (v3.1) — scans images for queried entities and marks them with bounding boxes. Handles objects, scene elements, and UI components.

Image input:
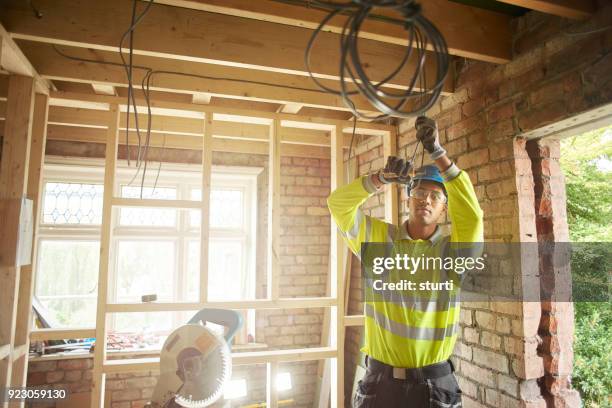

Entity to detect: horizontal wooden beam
[496,0,595,19]
[0,24,50,93]
[112,198,203,210]
[155,0,511,63]
[106,297,337,313]
[1,0,453,94]
[0,344,9,360]
[102,346,337,373]
[30,328,96,342]
[45,124,334,159]
[17,40,379,113]
[343,315,365,327]
[11,344,27,360]
[45,90,394,133]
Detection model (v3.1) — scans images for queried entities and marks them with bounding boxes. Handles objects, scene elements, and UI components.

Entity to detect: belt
[366,356,454,382]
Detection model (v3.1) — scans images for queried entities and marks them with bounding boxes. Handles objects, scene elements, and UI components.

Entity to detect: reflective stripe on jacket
[327,163,483,368]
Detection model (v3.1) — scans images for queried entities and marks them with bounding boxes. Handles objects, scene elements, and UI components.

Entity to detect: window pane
[119,186,177,227]
[187,239,247,301]
[42,182,103,225]
[190,188,244,229]
[36,240,99,327]
[116,241,175,302]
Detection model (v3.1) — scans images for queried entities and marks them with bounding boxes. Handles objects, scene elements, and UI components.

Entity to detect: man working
[328,117,483,407]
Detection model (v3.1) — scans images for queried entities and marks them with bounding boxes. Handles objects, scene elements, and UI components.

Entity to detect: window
[35,160,261,345]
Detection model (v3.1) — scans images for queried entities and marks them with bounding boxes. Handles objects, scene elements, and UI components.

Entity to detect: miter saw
[148,309,243,408]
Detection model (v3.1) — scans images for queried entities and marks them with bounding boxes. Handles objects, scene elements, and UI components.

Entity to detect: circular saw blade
[151,324,231,408]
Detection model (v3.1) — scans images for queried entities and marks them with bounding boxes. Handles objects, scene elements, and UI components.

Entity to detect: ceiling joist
[16,40,381,114]
[152,0,512,63]
[496,0,595,19]
[0,0,454,95]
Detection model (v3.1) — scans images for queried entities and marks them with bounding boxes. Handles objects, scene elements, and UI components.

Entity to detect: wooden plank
[0,75,35,394]
[105,297,337,313]
[343,315,365,327]
[267,120,281,300]
[111,197,202,210]
[266,361,279,408]
[102,347,337,373]
[91,84,115,96]
[45,105,360,146]
[0,345,9,360]
[316,152,356,408]
[47,90,395,132]
[496,0,595,19]
[45,124,334,159]
[383,129,398,225]
[30,328,95,342]
[11,344,27,360]
[11,92,49,391]
[90,104,120,408]
[0,24,51,94]
[199,114,212,303]
[17,40,378,113]
[155,0,511,63]
[330,124,345,408]
[2,0,453,92]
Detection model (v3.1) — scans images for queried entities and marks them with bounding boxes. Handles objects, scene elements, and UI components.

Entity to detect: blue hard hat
[407,164,446,195]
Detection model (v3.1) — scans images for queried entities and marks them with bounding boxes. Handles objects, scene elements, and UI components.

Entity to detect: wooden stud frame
[15,91,392,408]
[0,75,36,407]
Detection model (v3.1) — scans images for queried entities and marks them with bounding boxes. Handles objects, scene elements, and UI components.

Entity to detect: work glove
[415,116,446,160]
[377,156,412,185]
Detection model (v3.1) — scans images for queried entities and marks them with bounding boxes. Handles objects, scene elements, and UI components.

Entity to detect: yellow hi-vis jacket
[327,163,483,368]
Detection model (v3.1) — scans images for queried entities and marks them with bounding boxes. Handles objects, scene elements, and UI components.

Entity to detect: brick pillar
[527,139,581,408]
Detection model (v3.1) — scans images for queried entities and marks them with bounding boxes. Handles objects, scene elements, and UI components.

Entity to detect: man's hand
[415,116,446,160]
[376,156,412,185]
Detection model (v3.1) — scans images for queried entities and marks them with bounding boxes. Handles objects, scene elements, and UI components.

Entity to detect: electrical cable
[304,0,449,121]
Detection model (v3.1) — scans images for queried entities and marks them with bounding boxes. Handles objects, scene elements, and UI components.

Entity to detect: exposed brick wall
[27,143,331,408]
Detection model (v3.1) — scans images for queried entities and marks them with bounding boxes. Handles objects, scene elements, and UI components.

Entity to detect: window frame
[36,157,262,342]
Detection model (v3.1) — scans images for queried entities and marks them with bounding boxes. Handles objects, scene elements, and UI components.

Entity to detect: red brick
[467,131,487,149]
[517,101,566,133]
[488,102,515,124]
[111,389,141,402]
[460,361,496,387]
[64,370,82,382]
[46,371,64,383]
[473,349,509,373]
[462,97,486,117]
[456,148,489,169]
[489,141,514,161]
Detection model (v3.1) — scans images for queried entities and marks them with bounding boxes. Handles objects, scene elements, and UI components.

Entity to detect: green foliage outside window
[560,125,611,408]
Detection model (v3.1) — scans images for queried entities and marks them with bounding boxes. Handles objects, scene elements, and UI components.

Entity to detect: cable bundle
[305,0,449,120]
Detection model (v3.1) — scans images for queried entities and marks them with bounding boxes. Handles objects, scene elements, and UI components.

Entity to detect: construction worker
[328,116,483,407]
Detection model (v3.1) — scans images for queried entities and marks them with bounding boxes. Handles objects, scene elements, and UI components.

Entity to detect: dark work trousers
[353,357,463,408]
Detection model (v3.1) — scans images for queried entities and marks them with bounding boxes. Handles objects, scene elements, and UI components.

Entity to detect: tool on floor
[148,309,243,408]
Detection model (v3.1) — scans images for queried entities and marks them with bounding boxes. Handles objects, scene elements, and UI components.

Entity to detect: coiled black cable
[305,0,449,121]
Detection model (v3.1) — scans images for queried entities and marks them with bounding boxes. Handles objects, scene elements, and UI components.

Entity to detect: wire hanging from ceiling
[304,0,450,121]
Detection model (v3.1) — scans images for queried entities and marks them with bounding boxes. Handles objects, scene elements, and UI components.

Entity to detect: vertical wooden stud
[199,113,213,303]
[0,75,35,400]
[90,104,120,408]
[330,124,345,408]
[10,93,49,395]
[383,129,398,224]
[267,119,281,300]
[266,361,279,408]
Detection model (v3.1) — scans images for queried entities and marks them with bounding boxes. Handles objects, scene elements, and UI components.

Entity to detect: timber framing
[152,0,513,63]
[21,88,392,408]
